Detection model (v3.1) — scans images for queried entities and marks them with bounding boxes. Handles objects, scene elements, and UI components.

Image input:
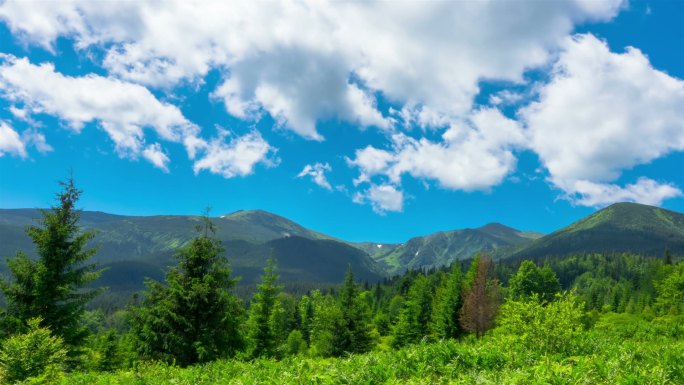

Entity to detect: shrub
[495,292,585,355]
[0,318,67,384]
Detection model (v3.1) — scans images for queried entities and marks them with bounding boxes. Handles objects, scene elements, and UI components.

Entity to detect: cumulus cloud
[521,34,684,206]
[354,184,404,214]
[212,48,389,140]
[0,121,26,157]
[0,55,276,178]
[567,178,682,207]
[0,55,198,160]
[297,162,333,191]
[0,0,623,139]
[5,1,680,213]
[349,108,525,191]
[193,131,276,178]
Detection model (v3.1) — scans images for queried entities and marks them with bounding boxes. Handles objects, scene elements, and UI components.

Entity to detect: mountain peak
[508,201,684,259]
[477,222,519,234]
[222,209,286,221]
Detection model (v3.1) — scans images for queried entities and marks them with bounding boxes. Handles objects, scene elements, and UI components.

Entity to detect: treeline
[1,179,683,384]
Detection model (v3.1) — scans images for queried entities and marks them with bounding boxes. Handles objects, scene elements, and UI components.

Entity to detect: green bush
[0,318,67,384]
[495,292,585,355]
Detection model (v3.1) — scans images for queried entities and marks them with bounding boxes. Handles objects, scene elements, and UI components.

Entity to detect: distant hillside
[373,223,542,274]
[0,209,384,295]
[507,202,684,259]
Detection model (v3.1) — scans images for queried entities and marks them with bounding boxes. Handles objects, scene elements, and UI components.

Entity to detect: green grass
[60,316,684,385]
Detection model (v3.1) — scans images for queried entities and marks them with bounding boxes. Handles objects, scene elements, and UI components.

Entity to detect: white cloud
[0,121,26,157]
[568,178,682,207]
[521,34,684,206]
[354,184,404,214]
[21,128,52,153]
[0,55,198,162]
[142,143,170,172]
[0,0,623,139]
[212,49,390,140]
[193,130,276,178]
[297,162,333,191]
[349,108,525,191]
[0,55,278,179]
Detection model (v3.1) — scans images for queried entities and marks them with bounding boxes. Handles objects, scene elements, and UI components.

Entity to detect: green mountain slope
[373,223,542,274]
[507,202,684,259]
[0,209,384,295]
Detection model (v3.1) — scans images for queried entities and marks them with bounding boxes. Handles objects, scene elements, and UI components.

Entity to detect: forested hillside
[507,202,684,259]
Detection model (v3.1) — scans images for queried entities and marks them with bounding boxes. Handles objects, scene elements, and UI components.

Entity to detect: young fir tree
[0,177,103,358]
[130,214,243,366]
[430,263,463,339]
[392,274,433,348]
[246,259,283,358]
[331,265,374,355]
[298,294,314,344]
[308,290,342,357]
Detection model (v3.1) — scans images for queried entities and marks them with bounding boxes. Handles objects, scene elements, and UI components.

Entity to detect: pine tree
[130,214,243,366]
[332,265,374,355]
[0,177,103,359]
[392,274,433,347]
[430,263,463,339]
[246,259,283,358]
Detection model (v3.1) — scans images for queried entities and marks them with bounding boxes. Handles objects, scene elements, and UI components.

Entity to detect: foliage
[0,177,103,357]
[58,314,684,385]
[654,263,684,315]
[245,259,283,358]
[508,260,560,302]
[392,274,433,347]
[308,290,342,357]
[430,263,463,339]
[285,330,307,356]
[129,216,243,366]
[496,292,585,355]
[0,318,67,384]
[332,265,375,355]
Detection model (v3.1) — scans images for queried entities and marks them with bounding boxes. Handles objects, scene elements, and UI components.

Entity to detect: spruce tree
[130,214,243,366]
[332,265,374,355]
[0,177,103,358]
[299,294,314,344]
[246,259,283,358]
[392,274,433,347]
[430,263,463,339]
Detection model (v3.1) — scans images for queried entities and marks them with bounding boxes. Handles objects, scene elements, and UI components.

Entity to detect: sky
[0,0,682,243]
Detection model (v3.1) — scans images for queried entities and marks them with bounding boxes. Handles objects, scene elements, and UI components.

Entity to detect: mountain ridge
[2,202,683,295]
[505,202,684,260]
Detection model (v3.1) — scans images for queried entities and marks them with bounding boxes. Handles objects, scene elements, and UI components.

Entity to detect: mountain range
[1,202,683,296]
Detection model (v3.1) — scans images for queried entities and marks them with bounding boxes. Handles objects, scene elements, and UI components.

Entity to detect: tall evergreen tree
[332,265,374,355]
[130,214,243,366]
[309,290,341,357]
[392,274,433,347]
[246,259,283,358]
[299,294,314,344]
[0,177,103,358]
[430,263,463,339]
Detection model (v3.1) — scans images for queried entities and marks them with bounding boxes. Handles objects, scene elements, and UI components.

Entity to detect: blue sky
[0,0,682,243]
